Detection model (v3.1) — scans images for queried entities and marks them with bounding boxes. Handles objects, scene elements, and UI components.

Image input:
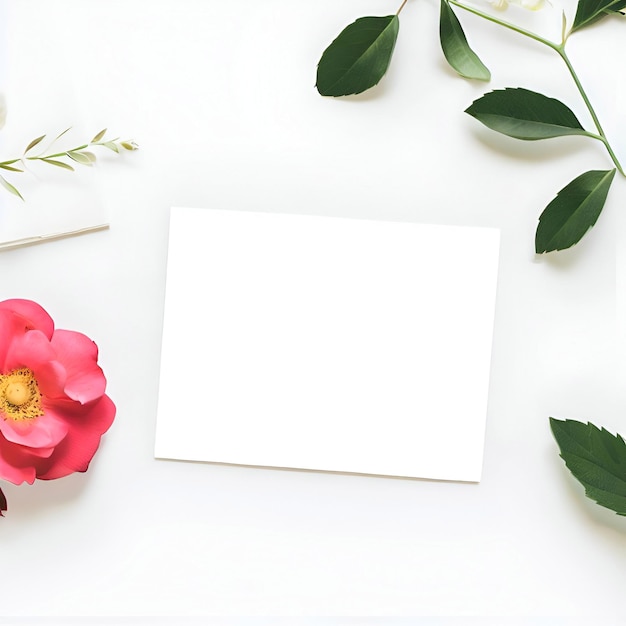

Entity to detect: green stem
[448,0,559,49]
[27,143,90,160]
[555,46,624,175]
[449,0,625,176]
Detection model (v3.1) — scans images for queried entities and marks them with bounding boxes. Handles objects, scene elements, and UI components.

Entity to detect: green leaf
[91,128,107,143]
[41,158,75,171]
[53,127,72,142]
[465,88,589,140]
[0,486,6,517]
[67,151,93,166]
[550,418,626,516]
[121,141,138,151]
[316,15,399,96]
[439,0,490,81]
[572,0,625,32]
[103,141,120,153]
[535,169,615,253]
[0,174,24,200]
[24,134,46,155]
[0,163,23,172]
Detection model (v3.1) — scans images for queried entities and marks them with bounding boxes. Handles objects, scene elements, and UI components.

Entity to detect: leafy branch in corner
[0,128,138,200]
[315,0,625,254]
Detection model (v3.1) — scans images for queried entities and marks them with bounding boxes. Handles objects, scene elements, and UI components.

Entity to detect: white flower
[488,0,544,9]
[0,94,6,130]
[518,0,545,9]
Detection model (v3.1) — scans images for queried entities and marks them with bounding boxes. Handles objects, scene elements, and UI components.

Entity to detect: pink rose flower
[0,299,115,509]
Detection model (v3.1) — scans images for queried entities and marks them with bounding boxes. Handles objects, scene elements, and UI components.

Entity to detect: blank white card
[155,208,500,482]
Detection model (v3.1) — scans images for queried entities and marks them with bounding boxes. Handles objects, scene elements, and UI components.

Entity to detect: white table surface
[1,0,625,623]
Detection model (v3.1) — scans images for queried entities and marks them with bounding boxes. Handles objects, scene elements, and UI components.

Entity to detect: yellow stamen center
[0,368,44,421]
[6,381,29,406]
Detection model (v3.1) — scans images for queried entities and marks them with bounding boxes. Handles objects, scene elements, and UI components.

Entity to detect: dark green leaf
[0,174,24,200]
[316,15,399,96]
[41,158,75,171]
[439,0,490,81]
[24,134,45,155]
[550,418,626,515]
[535,169,615,252]
[465,88,589,140]
[91,128,107,143]
[572,0,625,31]
[0,487,6,517]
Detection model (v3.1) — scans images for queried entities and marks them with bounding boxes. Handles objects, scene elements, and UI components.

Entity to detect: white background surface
[0,0,625,623]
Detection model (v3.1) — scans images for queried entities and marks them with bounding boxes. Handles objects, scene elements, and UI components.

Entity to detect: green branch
[448,0,624,176]
[0,129,138,200]
[554,46,624,175]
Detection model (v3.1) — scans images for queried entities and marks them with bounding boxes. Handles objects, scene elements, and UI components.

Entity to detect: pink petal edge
[0,299,54,339]
[50,330,106,404]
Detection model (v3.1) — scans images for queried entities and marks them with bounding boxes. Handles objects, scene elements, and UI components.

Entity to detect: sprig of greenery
[315,0,624,253]
[0,128,138,200]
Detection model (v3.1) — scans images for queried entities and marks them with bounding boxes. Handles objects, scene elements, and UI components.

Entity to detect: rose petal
[5,328,56,370]
[50,330,106,404]
[36,394,115,480]
[0,299,54,339]
[0,410,68,450]
[3,328,69,399]
[0,310,25,371]
[20,445,55,459]
[29,360,67,400]
[0,437,38,484]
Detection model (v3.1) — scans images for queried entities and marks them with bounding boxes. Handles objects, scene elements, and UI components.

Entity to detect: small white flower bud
[488,0,510,10]
[0,93,6,130]
[519,0,545,10]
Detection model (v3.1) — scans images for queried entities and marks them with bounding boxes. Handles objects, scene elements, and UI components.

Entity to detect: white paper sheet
[155,207,500,482]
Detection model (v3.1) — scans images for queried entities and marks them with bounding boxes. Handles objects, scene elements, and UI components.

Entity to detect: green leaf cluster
[315,0,624,254]
[550,418,626,516]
